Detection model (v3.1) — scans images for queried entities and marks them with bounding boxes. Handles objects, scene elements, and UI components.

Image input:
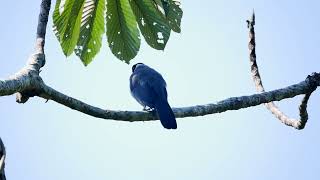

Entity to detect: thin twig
[247,11,317,129]
[0,137,6,180]
[36,0,51,54]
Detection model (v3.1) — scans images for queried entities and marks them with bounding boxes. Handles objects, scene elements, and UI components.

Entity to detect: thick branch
[247,12,317,129]
[15,0,50,103]
[0,54,45,97]
[38,73,320,122]
[0,1,51,179]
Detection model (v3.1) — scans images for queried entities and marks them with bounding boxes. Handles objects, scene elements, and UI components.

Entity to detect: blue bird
[130,63,177,129]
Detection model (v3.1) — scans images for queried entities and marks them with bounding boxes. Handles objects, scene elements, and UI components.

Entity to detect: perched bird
[130,63,177,129]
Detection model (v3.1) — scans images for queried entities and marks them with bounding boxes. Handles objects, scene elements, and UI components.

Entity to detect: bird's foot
[143,106,157,117]
[143,106,155,112]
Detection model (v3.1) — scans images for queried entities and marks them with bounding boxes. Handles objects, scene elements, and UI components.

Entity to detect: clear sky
[1,0,320,179]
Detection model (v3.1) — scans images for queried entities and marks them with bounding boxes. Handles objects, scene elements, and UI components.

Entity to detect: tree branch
[37,73,320,122]
[246,11,317,129]
[0,0,51,178]
[36,0,51,54]
[15,0,50,103]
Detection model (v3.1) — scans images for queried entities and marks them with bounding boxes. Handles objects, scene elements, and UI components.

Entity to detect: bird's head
[132,63,145,72]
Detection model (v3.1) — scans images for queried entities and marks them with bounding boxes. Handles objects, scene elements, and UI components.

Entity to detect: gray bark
[38,76,319,122]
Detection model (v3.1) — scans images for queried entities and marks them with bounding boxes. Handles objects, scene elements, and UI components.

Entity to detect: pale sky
[1,0,320,179]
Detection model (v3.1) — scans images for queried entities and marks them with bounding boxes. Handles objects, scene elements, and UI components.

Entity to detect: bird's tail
[155,100,177,129]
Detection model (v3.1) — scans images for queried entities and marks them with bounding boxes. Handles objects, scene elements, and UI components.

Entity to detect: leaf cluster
[53,0,183,65]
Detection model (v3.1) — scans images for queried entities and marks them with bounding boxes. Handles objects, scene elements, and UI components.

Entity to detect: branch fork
[16,53,46,103]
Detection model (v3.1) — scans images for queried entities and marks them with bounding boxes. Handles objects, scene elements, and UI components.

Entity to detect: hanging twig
[246,11,317,129]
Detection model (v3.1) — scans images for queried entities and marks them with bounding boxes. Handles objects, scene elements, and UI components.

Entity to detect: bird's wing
[143,68,168,100]
[130,73,155,107]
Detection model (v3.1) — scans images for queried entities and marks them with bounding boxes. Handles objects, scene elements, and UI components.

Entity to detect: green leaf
[53,0,85,56]
[167,0,182,33]
[153,0,167,16]
[52,0,62,39]
[130,0,171,50]
[154,0,182,33]
[106,0,140,63]
[75,0,106,66]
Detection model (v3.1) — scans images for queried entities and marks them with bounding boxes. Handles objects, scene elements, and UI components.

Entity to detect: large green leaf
[53,0,85,56]
[75,0,106,66]
[106,0,140,63]
[130,0,171,50]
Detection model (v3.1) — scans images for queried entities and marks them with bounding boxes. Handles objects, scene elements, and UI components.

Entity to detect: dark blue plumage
[130,63,177,129]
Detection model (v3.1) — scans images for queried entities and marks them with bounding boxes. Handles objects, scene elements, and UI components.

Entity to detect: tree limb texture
[15,0,50,103]
[247,12,317,129]
[38,75,319,122]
